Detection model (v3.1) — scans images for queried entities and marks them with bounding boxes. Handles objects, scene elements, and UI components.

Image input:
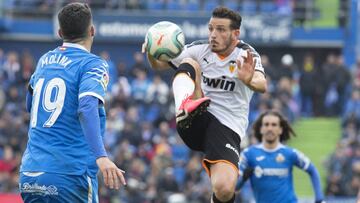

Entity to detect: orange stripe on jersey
[59,47,67,51]
[202,158,239,177]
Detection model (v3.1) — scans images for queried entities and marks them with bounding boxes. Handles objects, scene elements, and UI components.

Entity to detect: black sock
[212,193,235,203]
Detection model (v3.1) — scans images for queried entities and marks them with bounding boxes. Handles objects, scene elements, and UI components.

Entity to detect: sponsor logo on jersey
[202,74,235,91]
[254,166,289,178]
[276,153,285,163]
[256,156,265,161]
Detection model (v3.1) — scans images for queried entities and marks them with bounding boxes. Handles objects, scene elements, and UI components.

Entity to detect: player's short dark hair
[212,6,242,30]
[58,3,92,42]
[253,110,296,143]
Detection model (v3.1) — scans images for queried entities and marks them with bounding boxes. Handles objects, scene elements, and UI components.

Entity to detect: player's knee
[212,180,235,201]
[174,58,200,81]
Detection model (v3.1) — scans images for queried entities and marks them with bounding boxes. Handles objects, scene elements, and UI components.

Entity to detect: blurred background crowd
[0,0,359,203]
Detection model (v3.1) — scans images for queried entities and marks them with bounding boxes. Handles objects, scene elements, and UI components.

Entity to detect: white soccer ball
[145,21,185,61]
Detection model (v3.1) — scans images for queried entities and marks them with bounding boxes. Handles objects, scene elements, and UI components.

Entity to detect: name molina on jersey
[202,74,235,91]
[41,54,72,68]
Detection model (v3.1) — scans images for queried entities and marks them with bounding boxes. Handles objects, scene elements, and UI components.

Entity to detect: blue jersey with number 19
[20,43,109,177]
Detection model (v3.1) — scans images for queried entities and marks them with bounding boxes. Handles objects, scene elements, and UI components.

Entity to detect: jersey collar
[62,42,89,52]
[257,143,285,152]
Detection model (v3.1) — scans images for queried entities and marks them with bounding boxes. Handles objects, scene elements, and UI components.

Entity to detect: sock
[212,193,235,203]
[172,73,195,110]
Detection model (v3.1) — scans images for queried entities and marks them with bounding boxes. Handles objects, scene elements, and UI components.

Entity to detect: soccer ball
[145,21,185,61]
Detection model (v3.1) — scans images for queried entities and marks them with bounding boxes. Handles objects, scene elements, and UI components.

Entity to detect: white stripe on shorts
[87,176,93,203]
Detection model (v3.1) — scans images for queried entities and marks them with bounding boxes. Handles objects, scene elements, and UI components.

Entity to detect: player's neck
[216,40,238,58]
[64,39,92,52]
[263,141,280,150]
[78,40,92,52]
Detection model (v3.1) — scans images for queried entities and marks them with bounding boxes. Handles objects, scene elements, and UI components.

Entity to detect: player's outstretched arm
[142,40,170,71]
[305,163,326,203]
[236,167,253,191]
[237,50,267,93]
[78,96,127,189]
[96,157,126,189]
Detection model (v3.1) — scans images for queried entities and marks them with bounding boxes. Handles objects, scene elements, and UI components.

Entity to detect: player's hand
[236,50,255,85]
[96,157,126,189]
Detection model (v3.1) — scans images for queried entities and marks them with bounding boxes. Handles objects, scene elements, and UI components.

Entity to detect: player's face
[208,18,239,55]
[260,115,283,144]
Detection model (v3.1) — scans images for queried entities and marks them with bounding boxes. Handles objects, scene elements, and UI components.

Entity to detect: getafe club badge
[229,60,237,73]
[101,72,109,90]
[276,153,285,163]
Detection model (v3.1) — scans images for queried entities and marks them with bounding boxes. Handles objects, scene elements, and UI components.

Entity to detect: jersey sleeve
[239,41,265,75]
[170,40,205,67]
[79,58,109,104]
[292,148,311,170]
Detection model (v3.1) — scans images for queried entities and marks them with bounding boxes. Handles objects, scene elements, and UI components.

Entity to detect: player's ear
[90,25,95,37]
[233,29,240,40]
[58,29,63,39]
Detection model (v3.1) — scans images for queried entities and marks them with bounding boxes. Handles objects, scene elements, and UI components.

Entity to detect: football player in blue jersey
[18,3,126,203]
[236,110,325,203]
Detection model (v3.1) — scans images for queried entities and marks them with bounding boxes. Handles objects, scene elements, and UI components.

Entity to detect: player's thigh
[176,111,211,151]
[19,172,98,203]
[202,113,241,176]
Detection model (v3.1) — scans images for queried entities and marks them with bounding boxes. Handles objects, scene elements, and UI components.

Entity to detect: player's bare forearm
[246,71,267,93]
[146,52,170,71]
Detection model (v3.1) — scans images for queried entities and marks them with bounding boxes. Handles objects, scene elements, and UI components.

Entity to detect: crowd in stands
[0,44,357,202]
[3,0,293,15]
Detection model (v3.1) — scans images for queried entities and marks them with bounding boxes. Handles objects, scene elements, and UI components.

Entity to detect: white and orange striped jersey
[170,40,265,140]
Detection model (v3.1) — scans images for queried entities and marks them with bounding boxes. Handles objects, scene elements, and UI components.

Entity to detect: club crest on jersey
[100,72,109,90]
[229,60,237,73]
[276,153,285,163]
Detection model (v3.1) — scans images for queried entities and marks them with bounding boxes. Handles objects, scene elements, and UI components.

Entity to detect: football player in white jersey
[143,7,267,203]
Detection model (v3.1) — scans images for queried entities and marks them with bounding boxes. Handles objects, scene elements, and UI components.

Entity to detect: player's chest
[199,53,239,78]
[251,152,290,168]
[251,152,291,178]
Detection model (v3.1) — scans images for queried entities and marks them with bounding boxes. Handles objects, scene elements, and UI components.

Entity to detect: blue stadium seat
[146,0,164,11]
[240,1,257,14]
[260,2,277,13]
[173,166,186,185]
[184,1,200,12]
[203,0,219,12]
[166,1,182,11]
[224,0,239,11]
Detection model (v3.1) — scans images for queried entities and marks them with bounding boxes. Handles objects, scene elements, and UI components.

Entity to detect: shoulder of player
[185,39,209,49]
[236,40,260,58]
[82,55,109,70]
[243,145,259,154]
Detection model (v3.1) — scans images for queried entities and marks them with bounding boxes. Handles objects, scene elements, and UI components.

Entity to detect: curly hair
[252,110,296,143]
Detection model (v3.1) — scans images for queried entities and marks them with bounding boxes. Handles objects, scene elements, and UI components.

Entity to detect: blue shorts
[19,172,98,203]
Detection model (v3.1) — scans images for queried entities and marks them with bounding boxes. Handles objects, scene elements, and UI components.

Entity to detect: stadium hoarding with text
[91,14,291,44]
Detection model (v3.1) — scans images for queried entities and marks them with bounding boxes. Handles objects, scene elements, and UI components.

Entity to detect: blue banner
[92,14,291,44]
